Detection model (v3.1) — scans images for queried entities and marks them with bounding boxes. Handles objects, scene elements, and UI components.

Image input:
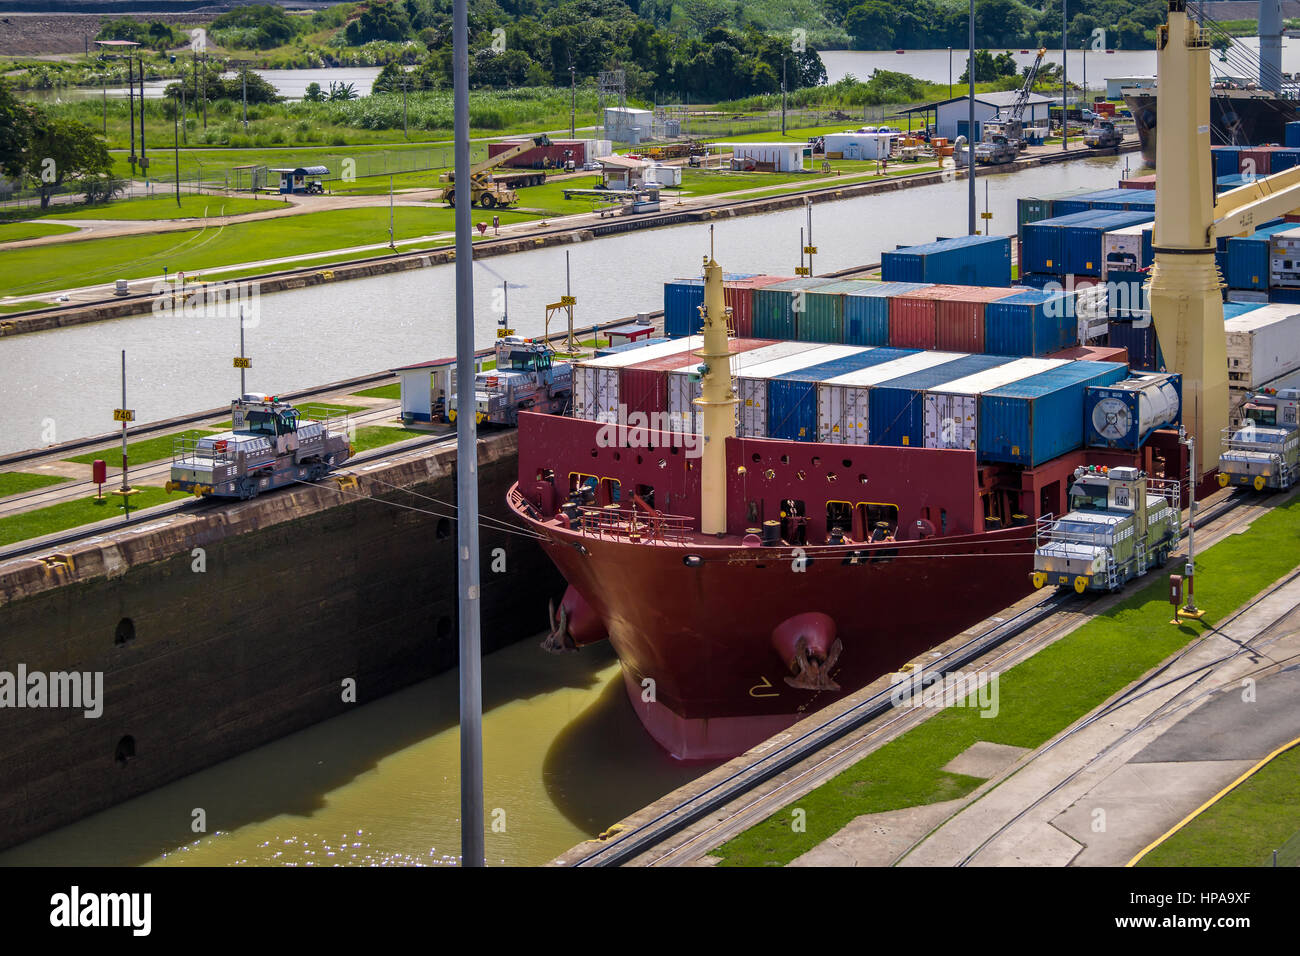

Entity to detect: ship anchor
[541,598,578,653]
[785,636,843,691]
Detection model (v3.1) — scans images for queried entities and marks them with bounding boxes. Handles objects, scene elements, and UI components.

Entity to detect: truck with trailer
[1031,465,1181,593]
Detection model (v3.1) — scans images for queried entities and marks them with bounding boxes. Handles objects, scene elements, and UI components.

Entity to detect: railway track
[0,430,459,565]
[565,487,1280,867]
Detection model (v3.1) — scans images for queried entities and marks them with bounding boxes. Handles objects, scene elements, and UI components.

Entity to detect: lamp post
[1062,0,1069,150]
[782,55,788,135]
[968,0,976,235]
[173,91,181,208]
[569,66,576,139]
[949,47,953,100]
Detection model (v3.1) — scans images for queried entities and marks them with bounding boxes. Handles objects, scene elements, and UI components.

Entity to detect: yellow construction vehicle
[438,134,552,209]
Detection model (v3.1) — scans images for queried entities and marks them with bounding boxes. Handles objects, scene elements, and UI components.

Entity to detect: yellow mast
[1147,1,1226,481]
[696,256,736,535]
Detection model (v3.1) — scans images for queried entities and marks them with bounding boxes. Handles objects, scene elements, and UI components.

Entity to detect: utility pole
[102,72,107,135]
[242,65,248,131]
[968,0,976,235]
[173,94,181,208]
[238,308,248,396]
[804,199,815,277]
[201,53,207,129]
[128,59,137,177]
[452,0,484,869]
[569,66,576,139]
[1062,0,1069,150]
[949,47,953,100]
[781,55,788,135]
[401,76,409,140]
[1178,429,1205,620]
[180,85,186,145]
[388,173,396,250]
[115,351,134,522]
[138,57,148,185]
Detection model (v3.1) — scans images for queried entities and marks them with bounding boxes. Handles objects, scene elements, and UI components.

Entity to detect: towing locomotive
[167,394,353,499]
[1217,387,1300,491]
[447,336,572,426]
[1031,465,1182,593]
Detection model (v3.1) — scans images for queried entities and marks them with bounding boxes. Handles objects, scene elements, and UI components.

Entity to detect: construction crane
[982,48,1048,153]
[438,134,553,208]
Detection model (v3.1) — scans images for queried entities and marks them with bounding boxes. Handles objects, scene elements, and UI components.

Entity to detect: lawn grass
[714,495,1300,867]
[1138,742,1300,867]
[0,486,188,547]
[63,429,217,467]
[41,195,279,221]
[0,221,79,242]
[351,424,427,453]
[0,472,69,497]
[0,205,541,297]
[352,383,401,400]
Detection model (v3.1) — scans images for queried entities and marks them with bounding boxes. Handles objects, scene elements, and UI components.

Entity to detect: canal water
[0,636,713,866]
[0,153,1134,455]
[22,67,385,102]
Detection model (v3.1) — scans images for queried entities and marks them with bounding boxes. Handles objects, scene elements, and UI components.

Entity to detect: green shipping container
[754,278,843,340]
[796,287,848,344]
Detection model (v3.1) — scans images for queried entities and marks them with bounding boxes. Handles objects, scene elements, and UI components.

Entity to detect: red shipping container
[486,139,587,168]
[1239,148,1273,176]
[724,275,794,338]
[935,287,1018,353]
[1118,173,1156,190]
[890,285,970,350]
[619,337,774,418]
[1048,344,1129,364]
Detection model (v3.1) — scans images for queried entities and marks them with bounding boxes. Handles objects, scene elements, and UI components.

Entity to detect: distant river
[21,67,384,102]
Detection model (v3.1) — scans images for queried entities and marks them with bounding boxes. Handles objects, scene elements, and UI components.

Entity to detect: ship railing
[573,503,694,545]
[172,437,236,468]
[1147,476,1182,509]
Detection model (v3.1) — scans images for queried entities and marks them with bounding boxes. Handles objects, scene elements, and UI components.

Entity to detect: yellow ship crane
[438,134,552,208]
[1149,0,1300,480]
[696,255,737,536]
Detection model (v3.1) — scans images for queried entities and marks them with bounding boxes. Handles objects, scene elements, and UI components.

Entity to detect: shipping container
[1279,149,1300,174]
[572,337,699,421]
[1239,147,1274,177]
[1222,301,1265,321]
[662,272,763,337]
[624,337,779,424]
[1084,372,1182,450]
[1063,211,1153,276]
[766,347,914,442]
[727,275,794,338]
[881,234,1012,287]
[1269,226,1300,290]
[1022,209,1111,275]
[594,337,669,357]
[1102,221,1154,277]
[1051,188,1157,217]
[663,340,826,433]
[1107,318,1161,372]
[1016,188,1096,239]
[868,354,1008,447]
[816,350,965,445]
[924,357,1068,450]
[842,281,930,345]
[794,283,850,344]
[1224,304,1300,388]
[1048,344,1130,363]
[734,344,863,437]
[487,139,587,168]
[979,360,1131,465]
[934,286,1018,352]
[984,288,1082,356]
[1211,145,1243,178]
[1288,121,1300,148]
[1225,221,1297,290]
[752,277,843,339]
[1118,174,1157,190]
[890,285,972,349]
[1106,269,1150,320]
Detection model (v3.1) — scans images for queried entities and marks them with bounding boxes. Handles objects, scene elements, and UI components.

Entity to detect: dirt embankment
[0,13,216,56]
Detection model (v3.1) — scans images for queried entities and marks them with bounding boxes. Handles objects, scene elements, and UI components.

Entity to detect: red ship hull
[510,411,1148,760]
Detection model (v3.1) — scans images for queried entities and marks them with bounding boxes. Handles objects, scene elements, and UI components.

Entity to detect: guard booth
[393,355,487,424]
[271,166,330,194]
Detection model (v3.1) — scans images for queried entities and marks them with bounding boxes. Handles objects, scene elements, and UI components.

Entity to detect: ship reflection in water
[0,638,715,867]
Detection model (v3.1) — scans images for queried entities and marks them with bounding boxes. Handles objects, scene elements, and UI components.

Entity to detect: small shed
[822,131,894,160]
[271,166,330,194]
[605,107,655,144]
[598,155,649,190]
[604,321,655,347]
[393,355,486,423]
[719,142,806,173]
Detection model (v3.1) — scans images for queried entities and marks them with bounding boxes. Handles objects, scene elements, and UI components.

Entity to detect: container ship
[504,1,1291,760]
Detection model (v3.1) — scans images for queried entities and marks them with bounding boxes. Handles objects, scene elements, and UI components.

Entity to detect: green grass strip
[0,221,79,242]
[1138,742,1300,867]
[63,429,217,467]
[352,383,401,400]
[715,495,1300,867]
[0,486,188,547]
[0,472,70,497]
[351,424,427,453]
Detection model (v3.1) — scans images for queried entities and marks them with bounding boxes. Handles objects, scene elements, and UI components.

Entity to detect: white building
[718,142,807,173]
[598,155,649,190]
[920,91,1055,142]
[822,131,895,160]
[604,107,654,144]
[1107,75,1157,98]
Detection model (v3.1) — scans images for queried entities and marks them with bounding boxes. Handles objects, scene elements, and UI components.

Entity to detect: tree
[328,81,359,101]
[304,81,325,102]
[0,80,35,181]
[345,2,412,44]
[25,114,113,209]
[959,49,1014,84]
[846,2,896,50]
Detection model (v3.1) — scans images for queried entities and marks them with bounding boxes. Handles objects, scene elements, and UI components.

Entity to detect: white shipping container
[1101,221,1151,278]
[1225,305,1300,388]
[571,337,697,420]
[735,345,862,437]
[923,358,1068,450]
[817,351,965,445]
[666,341,826,433]
[1076,284,1109,343]
[1269,230,1300,289]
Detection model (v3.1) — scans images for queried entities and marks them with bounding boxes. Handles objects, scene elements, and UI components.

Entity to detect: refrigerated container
[1101,221,1154,277]
[867,353,1010,447]
[1224,304,1300,389]
[766,348,914,442]
[734,344,864,437]
[572,337,698,420]
[923,357,1069,450]
[1062,212,1152,277]
[663,340,826,433]
[816,350,969,444]
[979,360,1131,465]
[623,337,778,423]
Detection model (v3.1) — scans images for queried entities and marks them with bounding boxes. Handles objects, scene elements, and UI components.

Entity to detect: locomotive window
[246,411,277,436]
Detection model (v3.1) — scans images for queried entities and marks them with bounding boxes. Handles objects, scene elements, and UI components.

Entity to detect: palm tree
[328,81,359,101]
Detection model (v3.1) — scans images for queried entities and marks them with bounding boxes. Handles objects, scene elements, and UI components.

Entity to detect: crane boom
[1008,48,1047,125]
[438,134,553,183]
[1213,165,1300,237]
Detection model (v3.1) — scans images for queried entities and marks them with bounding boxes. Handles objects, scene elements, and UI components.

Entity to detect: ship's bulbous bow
[541,585,607,653]
[771,612,842,691]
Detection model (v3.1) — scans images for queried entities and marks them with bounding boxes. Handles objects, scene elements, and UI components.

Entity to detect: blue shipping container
[1288,122,1300,148]
[1212,146,1243,178]
[1063,210,1153,276]
[662,273,758,336]
[980,361,1130,465]
[1023,210,1139,276]
[868,354,1010,447]
[1222,301,1264,321]
[1225,221,1297,290]
[842,282,930,346]
[984,289,1078,356]
[1271,149,1300,173]
[881,234,1012,287]
[767,348,914,442]
[1106,269,1148,320]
